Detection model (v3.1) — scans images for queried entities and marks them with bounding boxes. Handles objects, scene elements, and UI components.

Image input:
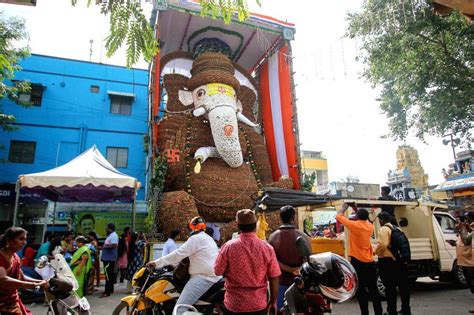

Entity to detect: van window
[435,214,456,234]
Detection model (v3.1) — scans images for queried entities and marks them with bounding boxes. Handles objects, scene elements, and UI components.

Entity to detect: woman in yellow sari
[70,236,91,297]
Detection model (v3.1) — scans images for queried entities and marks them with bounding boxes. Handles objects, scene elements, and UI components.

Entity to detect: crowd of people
[0,223,148,314]
[1,195,473,314]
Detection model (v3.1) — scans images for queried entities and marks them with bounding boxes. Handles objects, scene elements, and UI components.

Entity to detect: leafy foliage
[301,171,316,192]
[347,1,473,142]
[73,0,255,67]
[0,11,30,133]
[200,0,256,23]
[144,155,168,232]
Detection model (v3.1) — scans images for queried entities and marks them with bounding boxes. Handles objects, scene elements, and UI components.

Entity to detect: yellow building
[301,150,329,193]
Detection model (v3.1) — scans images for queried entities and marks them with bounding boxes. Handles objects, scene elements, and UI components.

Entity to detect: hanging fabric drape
[260,45,300,189]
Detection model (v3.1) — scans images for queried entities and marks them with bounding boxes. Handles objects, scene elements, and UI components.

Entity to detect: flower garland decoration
[239,125,263,190]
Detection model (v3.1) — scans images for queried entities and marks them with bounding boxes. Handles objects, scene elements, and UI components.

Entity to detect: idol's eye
[197,89,206,98]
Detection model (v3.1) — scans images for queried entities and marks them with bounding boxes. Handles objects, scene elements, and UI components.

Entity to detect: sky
[0,0,461,187]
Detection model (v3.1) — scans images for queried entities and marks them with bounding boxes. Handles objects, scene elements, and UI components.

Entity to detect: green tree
[347,1,473,143]
[302,171,316,192]
[144,155,167,233]
[73,0,256,67]
[0,11,30,133]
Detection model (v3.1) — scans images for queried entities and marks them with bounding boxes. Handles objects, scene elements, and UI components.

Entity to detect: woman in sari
[0,227,49,315]
[87,231,100,288]
[126,232,146,292]
[70,236,92,298]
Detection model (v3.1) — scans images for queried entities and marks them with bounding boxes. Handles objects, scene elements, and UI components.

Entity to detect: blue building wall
[0,54,149,200]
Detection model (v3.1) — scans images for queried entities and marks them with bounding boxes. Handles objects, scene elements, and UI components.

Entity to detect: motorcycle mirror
[296,236,311,258]
[36,255,48,269]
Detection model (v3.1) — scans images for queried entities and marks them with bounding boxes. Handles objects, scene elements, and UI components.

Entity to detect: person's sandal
[99,293,110,298]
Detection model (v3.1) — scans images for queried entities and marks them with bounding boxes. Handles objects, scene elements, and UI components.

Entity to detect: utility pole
[442,133,460,170]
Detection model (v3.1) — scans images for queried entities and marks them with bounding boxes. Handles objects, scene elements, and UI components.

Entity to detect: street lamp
[442,133,461,170]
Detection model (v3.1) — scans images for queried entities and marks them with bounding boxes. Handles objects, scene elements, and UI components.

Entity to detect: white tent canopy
[13,145,140,230]
[20,145,139,189]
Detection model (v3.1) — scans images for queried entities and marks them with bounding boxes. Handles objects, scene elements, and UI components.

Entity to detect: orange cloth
[336,213,374,262]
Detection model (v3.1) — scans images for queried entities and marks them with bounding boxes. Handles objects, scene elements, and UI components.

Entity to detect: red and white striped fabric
[259,45,300,190]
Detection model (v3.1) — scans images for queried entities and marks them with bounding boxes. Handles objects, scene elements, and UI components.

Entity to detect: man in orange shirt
[336,203,382,315]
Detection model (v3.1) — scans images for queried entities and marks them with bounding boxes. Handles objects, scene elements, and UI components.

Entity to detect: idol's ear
[237,85,257,118]
[163,73,190,111]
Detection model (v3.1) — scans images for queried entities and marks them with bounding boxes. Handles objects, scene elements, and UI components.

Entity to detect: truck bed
[409,238,434,260]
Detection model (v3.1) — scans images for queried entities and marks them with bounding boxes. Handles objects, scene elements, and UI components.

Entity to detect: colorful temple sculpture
[435,150,474,212]
[387,145,429,200]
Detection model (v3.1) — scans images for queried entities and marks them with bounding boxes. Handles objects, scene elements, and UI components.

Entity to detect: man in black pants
[336,203,382,315]
[376,212,411,315]
[100,223,119,298]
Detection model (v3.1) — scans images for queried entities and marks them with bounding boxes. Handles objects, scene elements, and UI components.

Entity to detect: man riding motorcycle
[147,217,221,314]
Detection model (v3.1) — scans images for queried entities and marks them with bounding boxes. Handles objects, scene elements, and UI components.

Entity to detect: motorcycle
[112,265,225,315]
[36,255,91,315]
[281,237,358,315]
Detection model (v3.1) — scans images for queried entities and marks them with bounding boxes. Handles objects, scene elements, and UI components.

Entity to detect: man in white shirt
[100,223,119,298]
[147,217,221,313]
[162,229,180,257]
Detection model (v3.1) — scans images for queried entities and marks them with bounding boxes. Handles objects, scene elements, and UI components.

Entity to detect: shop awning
[107,90,136,99]
[433,173,474,192]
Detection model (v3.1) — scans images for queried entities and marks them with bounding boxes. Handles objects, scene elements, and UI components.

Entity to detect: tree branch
[416,32,471,74]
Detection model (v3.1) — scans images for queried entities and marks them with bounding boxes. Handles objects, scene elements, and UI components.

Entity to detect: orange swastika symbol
[165,149,180,163]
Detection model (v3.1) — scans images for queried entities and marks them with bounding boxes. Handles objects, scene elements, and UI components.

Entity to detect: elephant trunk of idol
[207,105,243,168]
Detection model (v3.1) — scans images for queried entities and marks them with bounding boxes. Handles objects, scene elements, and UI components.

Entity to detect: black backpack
[387,225,411,263]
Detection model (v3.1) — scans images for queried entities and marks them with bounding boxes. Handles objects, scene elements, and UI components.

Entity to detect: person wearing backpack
[336,203,383,315]
[376,212,411,315]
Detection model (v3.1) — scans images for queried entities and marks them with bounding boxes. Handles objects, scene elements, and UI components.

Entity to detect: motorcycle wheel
[112,301,153,315]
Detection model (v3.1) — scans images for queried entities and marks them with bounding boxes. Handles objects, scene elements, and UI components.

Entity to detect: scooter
[281,237,358,315]
[19,266,45,303]
[36,255,91,315]
[112,265,225,315]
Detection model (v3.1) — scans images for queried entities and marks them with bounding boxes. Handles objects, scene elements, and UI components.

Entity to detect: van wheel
[376,275,386,300]
[452,260,468,287]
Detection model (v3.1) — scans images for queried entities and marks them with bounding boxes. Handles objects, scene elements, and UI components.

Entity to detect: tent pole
[132,183,137,232]
[52,201,57,233]
[132,190,137,232]
[12,180,21,227]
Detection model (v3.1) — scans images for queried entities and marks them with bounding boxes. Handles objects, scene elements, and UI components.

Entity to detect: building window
[18,83,44,106]
[90,85,100,93]
[110,95,132,115]
[8,141,36,164]
[106,147,128,168]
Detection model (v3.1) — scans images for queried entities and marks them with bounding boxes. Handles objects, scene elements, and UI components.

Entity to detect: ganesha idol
[155,45,292,241]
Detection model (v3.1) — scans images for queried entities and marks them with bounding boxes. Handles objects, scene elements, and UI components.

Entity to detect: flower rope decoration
[239,125,263,190]
[184,113,194,195]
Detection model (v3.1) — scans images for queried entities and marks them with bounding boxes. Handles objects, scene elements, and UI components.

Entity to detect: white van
[296,199,465,297]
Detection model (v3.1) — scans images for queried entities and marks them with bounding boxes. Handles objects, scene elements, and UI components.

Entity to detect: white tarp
[19,145,139,189]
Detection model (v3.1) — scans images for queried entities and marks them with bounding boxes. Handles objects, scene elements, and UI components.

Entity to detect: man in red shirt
[215,209,281,314]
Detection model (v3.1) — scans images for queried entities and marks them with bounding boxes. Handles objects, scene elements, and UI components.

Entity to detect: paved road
[30,278,473,315]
